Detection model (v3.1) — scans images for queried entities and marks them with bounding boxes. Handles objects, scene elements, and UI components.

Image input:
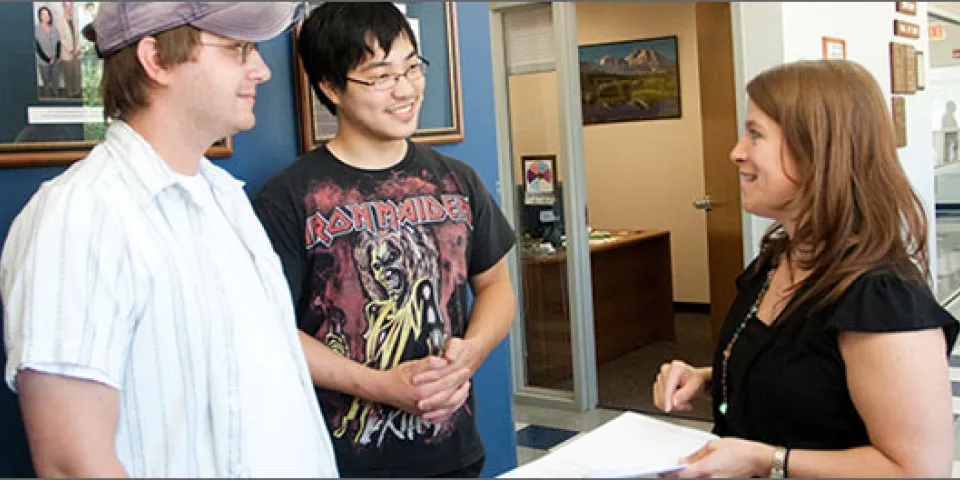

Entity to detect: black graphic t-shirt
[253,142,516,477]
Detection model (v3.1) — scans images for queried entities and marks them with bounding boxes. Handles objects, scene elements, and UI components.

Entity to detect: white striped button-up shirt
[1,121,339,478]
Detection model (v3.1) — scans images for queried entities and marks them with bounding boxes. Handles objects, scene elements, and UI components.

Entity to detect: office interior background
[2,1,960,477]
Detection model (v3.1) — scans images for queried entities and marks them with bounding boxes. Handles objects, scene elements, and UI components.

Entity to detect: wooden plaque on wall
[821,36,846,60]
[890,42,916,94]
[895,1,918,16]
[892,96,907,148]
[905,44,917,92]
[894,19,922,39]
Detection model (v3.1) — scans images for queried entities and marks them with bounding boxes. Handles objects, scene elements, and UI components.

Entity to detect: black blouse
[711,258,960,449]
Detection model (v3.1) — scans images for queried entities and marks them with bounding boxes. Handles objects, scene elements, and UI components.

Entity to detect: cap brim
[192,2,305,43]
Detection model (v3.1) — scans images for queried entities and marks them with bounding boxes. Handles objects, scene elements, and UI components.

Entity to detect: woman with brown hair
[653,59,958,478]
[35,5,61,98]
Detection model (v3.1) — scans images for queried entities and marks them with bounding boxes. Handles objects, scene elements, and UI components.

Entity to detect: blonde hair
[749,59,928,314]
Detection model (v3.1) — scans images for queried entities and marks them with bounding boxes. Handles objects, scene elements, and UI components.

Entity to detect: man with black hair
[254,2,516,477]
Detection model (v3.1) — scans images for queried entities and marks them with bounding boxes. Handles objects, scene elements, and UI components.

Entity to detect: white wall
[732,2,937,282]
[731,3,784,262]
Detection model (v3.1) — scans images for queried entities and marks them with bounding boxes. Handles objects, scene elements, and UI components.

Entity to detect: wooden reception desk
[521,230,675,387]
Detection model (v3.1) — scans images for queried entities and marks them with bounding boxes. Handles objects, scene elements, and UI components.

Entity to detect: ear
[317,79,342,108]
[135,37,174,87]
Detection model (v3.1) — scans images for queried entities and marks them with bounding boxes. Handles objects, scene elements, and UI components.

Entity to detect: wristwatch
[769,446,788,478]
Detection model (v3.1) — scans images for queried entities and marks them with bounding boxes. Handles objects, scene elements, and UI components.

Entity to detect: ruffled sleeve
[825,270,959,352]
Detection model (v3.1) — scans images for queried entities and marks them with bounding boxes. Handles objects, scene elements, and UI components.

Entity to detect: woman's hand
[652,360,710,413]
[661,437,775,478]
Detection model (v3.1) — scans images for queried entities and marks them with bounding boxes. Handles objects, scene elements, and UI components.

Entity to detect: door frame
[696,2,746,341]
[730,2,752,265]
[489,1,598,412]
[490,1,746,411]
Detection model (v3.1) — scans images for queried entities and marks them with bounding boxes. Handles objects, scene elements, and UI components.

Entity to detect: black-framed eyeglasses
[201,41,259,64]
[346,57,430,92]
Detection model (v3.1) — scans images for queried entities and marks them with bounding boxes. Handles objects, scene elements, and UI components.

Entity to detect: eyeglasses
[346,57,430,91]
[201,41,259,64]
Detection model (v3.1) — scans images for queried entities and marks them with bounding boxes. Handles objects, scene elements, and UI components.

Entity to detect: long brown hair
[748,59,928,315]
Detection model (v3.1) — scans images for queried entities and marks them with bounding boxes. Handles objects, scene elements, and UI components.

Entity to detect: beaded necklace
[717,266,776,416]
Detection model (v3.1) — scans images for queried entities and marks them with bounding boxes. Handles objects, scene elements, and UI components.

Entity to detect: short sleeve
[252,176,307,303]
[2,183,135,392]
[825,271,959,351]
[460,166,516,277]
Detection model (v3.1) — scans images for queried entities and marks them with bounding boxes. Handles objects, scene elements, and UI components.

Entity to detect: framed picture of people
[0,2,232,167]
[293,1,464,153]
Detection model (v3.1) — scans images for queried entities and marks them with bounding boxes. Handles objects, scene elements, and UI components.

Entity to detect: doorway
[490,2,743,418]
[490,2,598,411]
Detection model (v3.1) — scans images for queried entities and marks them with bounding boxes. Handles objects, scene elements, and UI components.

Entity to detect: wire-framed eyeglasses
[201,41,259,64]
[346,57,430,91]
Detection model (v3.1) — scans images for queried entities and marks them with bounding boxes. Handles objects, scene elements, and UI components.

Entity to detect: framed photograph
[0,2,231,168]
[895,1,918,16]
[522,154,557,206]
[293,2,464,153]
[578,35,681,125]
[821,37,846,60]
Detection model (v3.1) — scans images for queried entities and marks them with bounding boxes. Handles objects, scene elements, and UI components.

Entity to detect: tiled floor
[512,350,960,477]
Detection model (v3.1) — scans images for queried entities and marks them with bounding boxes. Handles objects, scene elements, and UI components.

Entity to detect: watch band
[769,446,788,478]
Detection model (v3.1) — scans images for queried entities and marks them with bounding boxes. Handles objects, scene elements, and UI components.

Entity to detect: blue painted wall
[0,2,516,477]
[430,3,518,476]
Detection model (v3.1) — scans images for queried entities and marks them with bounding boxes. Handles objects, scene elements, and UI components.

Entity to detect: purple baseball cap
[82,2,305,58]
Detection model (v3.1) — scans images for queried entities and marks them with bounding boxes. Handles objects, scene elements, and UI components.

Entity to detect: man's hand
[403,339,476,422]
[383,356,471,421]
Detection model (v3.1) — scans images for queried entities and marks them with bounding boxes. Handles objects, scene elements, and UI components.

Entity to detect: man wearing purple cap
[1,2,338,478]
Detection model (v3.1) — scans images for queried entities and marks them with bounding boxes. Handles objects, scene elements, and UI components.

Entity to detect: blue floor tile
[516,424,579,451]
[953,381,960,398]
[951,355,960,368]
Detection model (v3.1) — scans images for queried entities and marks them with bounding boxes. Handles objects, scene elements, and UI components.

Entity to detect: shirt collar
[104,121,245,205]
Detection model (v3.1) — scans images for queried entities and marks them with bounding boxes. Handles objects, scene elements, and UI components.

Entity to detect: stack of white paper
[499,411,716,478]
